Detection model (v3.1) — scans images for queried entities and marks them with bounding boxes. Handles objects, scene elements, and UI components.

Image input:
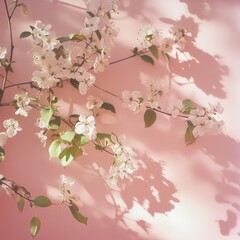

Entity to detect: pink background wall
[1,0,240,239]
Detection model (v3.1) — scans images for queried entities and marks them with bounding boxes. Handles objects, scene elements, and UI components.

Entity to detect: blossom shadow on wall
[160,16,229,98]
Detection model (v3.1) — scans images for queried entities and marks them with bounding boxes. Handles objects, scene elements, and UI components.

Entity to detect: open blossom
[160,37,175,53]
[0,132,8,147]
[59,175,80,205]
[93,51,109,73]
[35,130,47,147]
[32,20,57,50]
[86,95,103,110]
[74,114,96,140]
[84,0,118,16]
[78,71,96,95]
[138,25,161,48]
[107,153,135,185]
[81,16,100,36]
[32,70,59,89]
[35,118,48,129]
[122,90,143,112]
[110,135,132,155]
[188,107,224,138]
[14,92,32,117]
[3,119,22,138]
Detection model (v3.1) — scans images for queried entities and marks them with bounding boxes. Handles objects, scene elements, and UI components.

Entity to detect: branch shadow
[160,16,229,98]
[191,134,240,237]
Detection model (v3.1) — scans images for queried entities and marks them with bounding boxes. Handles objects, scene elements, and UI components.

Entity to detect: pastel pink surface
[0,1,239,240]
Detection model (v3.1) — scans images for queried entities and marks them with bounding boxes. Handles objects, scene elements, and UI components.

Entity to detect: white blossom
[81,16,100,36]
[74,114,96,140]
[122,90,143,112]
[78,71,96,95]
[35,130,47,147]
[160,37,175,53]
[0,132,8,147]
[3,119,22,138]
[14,92,32,117]
[32,70,59,89]
[138,25,161,48]
[86,95,103,110]
[35,118,48,129]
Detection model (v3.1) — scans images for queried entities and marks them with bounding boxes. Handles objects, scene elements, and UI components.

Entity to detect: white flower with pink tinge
[0,132,8,147]
[74,114,96,140]
[3,119,22,138]
[138,25,161,48]
[86,95,103,110]
[122,90,143,112]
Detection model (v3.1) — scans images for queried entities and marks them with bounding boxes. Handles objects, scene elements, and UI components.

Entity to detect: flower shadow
[160,16,229,98]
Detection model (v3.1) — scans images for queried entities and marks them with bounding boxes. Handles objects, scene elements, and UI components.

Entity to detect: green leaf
[74,134,89,147]
[70,34,86,42]
[57,34,86,43]
[181,99,196,114]
[17,197,25,212]
[60,131,75,142]
[34,196,52,207]
[141,55,154,65]
[70,79,79,89]
[0,147,5,162]
[101,102,116,113]
[96,133,111,140]
[69,204,88,224]
[30,216,41,238]
[144,109,157,128]
[19,31,31,38]
[48,140,62,158]
[59,148,75,167]
[149,45,159,59]
[40,107,54,125]
[185,121,196,145]
[48,116,61,130]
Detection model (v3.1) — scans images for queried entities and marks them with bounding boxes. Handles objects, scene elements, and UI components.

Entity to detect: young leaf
[30,216,41,238]
[149,45,159,59]
[19,31,31,39]
[0,147,5,162]
[141,55,154,65]
[21,4,29,15]
[17,197,25,212]
[74,134,89,147]
[48,116,61,130]
[70,79,79,89]
[144,109,157,128]
[40,107,54,125]
[101,102,116,113]
[48,140,62,158]
[59,148,75,167]
[69,204,88,224]
[34,196,52,207]
[70,34,86,42]
[185,121,196,145]
[60,131,75,142]
[181,99,196,114]
[96,133,111,140]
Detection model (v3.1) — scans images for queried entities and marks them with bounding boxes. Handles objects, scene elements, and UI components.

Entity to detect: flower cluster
[74,114,96,140]
[138,25,189,53]
[14,92,32,117]
[0,119,22,147]
[189,103,224,138]
[107,135,136,185]
[59,174,80,206]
